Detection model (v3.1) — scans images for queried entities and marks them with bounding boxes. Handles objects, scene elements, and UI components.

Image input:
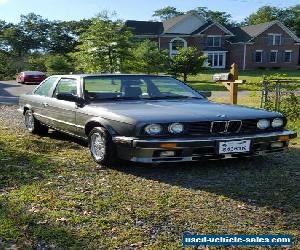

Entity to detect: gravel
[0,105,24,130]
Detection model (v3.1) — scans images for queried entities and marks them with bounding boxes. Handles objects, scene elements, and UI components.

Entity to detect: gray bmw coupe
[19,74,297,166]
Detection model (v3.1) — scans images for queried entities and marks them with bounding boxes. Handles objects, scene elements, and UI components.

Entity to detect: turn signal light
[278,135,289,142]
[160,143,177,149]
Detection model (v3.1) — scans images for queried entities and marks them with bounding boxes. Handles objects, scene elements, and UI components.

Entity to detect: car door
[30,76,59,126]
[47,78,78,135]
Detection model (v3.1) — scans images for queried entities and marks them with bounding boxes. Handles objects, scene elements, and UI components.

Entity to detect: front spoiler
[113,130,297,163]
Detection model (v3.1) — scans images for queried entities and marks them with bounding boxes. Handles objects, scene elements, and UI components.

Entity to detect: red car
[16,71,47,84]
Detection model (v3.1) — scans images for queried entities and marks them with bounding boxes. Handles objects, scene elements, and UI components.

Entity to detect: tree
[169,47,206,82]
[47,19,92,54]
[243,6,280,25]
[278,5,300,37]
[0,51,10,79]
[243,5,300,37]
[188,7,234,25]
[72,16,133,73]
[45,55,73,73]
[127,40,169,74]
[152,6,183,21]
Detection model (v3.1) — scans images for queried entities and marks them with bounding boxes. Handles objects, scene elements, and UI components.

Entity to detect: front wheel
[24,110,48,135]
[88,127,117,166]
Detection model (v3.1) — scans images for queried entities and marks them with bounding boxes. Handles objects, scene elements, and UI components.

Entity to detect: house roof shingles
[163,15,189,33]
[226,26,252,43]
[241,21,277,37]
[125,20,163,36]
[125,17,300,44]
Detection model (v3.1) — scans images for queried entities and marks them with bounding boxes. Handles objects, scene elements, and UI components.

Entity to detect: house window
[255,50,263,63]
[205,51,226,68]
[207,36,221,47]
[270,50,278,63]
[284,50,292,62]
[268,34,282,45]
[172,40,185,51]
[169,38,187,56]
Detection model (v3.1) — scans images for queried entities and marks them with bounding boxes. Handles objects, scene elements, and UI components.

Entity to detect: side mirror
[199,91,212,98]
[56,93,85,105]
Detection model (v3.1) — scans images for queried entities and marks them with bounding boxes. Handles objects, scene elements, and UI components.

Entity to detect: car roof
[49,73,171,79]
[22,71,45,74]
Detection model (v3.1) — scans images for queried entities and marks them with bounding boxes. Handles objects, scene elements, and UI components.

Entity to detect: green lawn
[184,69,300,91]
[0,99,299,249]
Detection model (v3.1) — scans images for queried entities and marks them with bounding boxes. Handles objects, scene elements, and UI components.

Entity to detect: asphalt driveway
[0,81,36,105]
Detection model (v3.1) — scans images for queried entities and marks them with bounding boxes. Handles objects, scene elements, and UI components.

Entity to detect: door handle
[42,102,49,107]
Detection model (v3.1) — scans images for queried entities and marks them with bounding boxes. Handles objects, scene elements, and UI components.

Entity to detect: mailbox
[212,73,233,82]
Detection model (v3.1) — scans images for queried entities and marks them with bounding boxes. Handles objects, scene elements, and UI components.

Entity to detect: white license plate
[218,140,251,154]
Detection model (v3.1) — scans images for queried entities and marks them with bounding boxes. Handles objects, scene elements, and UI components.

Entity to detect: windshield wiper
[147,96,202,100]
[92,97,142,101]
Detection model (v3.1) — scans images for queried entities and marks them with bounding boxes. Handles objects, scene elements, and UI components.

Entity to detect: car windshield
[83,75,204,101]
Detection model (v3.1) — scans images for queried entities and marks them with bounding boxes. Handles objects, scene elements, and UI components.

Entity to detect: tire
[24,110,48,135]
[88,127,117,166]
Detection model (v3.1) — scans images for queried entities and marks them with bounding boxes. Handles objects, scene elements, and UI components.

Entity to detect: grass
[0,98,299,249]
[184,69,300,92]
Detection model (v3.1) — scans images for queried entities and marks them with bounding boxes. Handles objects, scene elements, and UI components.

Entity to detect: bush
[263,74,300,120]
[169,47,206,82]
[45,55,73,74]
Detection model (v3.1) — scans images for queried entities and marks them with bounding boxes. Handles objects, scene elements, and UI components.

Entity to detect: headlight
[168,123,184,134]
[272,118,284,128]
[144,124,162,135]
[257,119,270,129]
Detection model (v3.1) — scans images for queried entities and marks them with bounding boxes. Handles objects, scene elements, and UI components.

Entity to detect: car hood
[88,99,282,124]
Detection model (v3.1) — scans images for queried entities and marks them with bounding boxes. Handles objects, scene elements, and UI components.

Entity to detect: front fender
[84,117,136,137]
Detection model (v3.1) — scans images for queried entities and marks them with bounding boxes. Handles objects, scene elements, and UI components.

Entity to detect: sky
[0,0,299,24]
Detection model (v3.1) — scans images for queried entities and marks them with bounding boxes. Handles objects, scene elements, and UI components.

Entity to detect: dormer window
[207,36,221,47]
[268,34,282,45]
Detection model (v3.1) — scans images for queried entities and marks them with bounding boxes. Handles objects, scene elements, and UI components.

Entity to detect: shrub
[257,66,266,70]
[45,55,73,74]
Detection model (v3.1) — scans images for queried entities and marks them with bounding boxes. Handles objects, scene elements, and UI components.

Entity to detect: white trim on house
[204,51,227,68]
[207,35,222,47]
[270,50,278,63]
[169,37,187,56]
[160,34,191,37]
[243,44,247,70]
[268,33,282,45]
[255,50,263,63]
[134,35,159,39]
[284,50,292,63]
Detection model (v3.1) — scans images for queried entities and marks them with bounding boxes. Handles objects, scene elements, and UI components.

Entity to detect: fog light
[160,151,176,157]
[278,135,289,142]
[160,143,177,149]
[270,142,284,148]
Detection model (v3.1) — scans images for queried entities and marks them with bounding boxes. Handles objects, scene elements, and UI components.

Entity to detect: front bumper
[113,130,297,163]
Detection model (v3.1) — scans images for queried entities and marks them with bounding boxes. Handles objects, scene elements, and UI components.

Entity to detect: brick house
[125,13,300,70]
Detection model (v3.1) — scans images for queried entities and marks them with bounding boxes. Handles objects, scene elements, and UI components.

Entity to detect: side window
[34,77,58,97]
[53,78,77,97]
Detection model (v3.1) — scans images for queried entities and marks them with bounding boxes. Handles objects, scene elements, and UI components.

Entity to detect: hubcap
[90,133,106,161]
[25,111,34,132]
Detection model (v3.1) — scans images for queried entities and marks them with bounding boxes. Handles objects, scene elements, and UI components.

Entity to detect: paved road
[0,80,255,105]
[0,81,36,105]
